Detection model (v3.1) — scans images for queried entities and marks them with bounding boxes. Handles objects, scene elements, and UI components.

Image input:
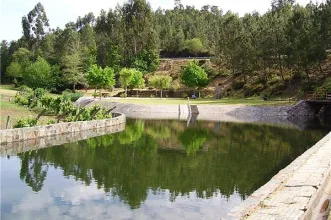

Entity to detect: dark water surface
[1,119,329,220]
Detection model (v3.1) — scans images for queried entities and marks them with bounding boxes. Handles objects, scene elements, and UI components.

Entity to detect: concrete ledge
[0,113,126,145]
[228,132,331,220]
[0,122,125,156]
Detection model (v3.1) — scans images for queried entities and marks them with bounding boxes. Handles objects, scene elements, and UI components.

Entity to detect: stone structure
[228,132,331,220]
[0,113,126,145]
[1,122,125,156]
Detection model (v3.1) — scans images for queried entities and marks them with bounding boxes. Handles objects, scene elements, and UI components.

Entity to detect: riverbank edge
[0,113,126,144]
[228,131,331,220]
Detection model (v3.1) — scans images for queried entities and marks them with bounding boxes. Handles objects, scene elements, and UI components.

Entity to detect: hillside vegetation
[1,0,331,99]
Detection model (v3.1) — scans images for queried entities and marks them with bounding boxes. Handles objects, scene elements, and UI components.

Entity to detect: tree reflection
[17,119,326,208]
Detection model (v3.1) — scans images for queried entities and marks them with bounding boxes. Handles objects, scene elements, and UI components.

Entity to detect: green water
[1,119,328,219]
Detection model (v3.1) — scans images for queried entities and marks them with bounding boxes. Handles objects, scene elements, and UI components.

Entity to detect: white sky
[0,0,325,41]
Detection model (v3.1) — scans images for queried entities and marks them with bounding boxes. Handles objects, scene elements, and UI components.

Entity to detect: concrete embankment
[77,98,327,128]
[229,132,331,220]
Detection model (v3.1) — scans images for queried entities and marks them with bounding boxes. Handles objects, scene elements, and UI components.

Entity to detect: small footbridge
[305,91,331,115]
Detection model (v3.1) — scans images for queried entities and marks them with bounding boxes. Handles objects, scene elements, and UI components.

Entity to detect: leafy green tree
[6,62,23,85]
[180,60,209,96]
[24,56,54,89]
[128,69,145,91]
[132,49,160,73]
[119,68,135,97]
[148,75,172,98]
[86,64,116,98]
[184,38,204,55]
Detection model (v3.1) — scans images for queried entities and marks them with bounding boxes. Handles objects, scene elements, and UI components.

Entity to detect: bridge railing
[305,91,330,102]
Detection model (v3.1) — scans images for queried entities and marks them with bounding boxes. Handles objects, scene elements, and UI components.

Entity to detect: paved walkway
[229,132,331,220]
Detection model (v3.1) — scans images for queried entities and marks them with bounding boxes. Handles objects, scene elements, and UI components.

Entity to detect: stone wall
[1,122,125,156]
[0,113,126,145]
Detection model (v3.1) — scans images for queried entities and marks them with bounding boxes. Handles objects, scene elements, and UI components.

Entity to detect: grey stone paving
[229,132,331,220]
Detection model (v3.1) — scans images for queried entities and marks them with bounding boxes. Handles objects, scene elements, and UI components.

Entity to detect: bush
[268,77,281,86]
[320,78,331,91]
[182,93,188,98]
[34,88,48,99]
[62,90,84,102]
[14,95,29,106]
[13,118,38,128]
[17,85,33,95]
[47,119,56,125]
[243,84,254,97]
[270,82,286,95]
[232,80,245,90]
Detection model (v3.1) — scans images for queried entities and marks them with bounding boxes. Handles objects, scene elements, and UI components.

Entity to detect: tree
[24,56,53,89]
[148,75,172,98]
[129,69,145,96]
[86,64,116,98]
[119,68,135,97]
[180,60,209,97]
[61,33,86,91]
[132,49,160,73]
[6,62,23,85]
[184,38,204,55]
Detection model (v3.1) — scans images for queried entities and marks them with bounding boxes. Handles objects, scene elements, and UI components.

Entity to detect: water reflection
[1,119,328,219]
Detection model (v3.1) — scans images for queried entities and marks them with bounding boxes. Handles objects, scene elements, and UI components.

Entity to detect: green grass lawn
[104,97,295,105]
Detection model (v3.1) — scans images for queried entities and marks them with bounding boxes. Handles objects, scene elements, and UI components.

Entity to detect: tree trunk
[73,84,76,92]
[263,59,269,82]
[125,86,127,98]
[94,88,97,98]
[319,62,323,74]
[304,66,310,82]
[99,88,102,100]
[278,53,284,81]
[160,89,163,98]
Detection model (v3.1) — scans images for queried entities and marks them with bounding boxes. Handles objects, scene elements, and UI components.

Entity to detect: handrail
[305,91,330,102]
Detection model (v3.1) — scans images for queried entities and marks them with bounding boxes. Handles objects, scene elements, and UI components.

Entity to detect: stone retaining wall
[0,113,126,144]
[0,122,125,156]
[228,132,331,219]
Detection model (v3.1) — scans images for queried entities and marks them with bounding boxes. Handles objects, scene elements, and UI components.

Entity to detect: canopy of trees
[1,0,331,90]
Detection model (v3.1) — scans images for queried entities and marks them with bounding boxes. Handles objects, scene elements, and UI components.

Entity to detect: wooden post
[5,116,10,129]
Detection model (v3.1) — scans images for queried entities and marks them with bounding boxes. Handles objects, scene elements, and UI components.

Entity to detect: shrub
[268,77,281,86]
[13,118,38,128]
[14,95,29,106]
[243,84,254,97]
[62,90,84,102]
[232,80,245,90]
[47,119,56,125]
[17,85,33,95]
[270,82,286,95]
[34,88,47,98]
[320,78,331,91]
[182,92,188,98]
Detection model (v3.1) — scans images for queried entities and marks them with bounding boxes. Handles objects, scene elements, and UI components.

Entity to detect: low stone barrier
[0,122,125,156]
[0,113,126,145]
[228,132,331,219]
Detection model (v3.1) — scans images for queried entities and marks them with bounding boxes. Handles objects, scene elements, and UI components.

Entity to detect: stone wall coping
[0,113,126,144]
[228,131,331,219]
